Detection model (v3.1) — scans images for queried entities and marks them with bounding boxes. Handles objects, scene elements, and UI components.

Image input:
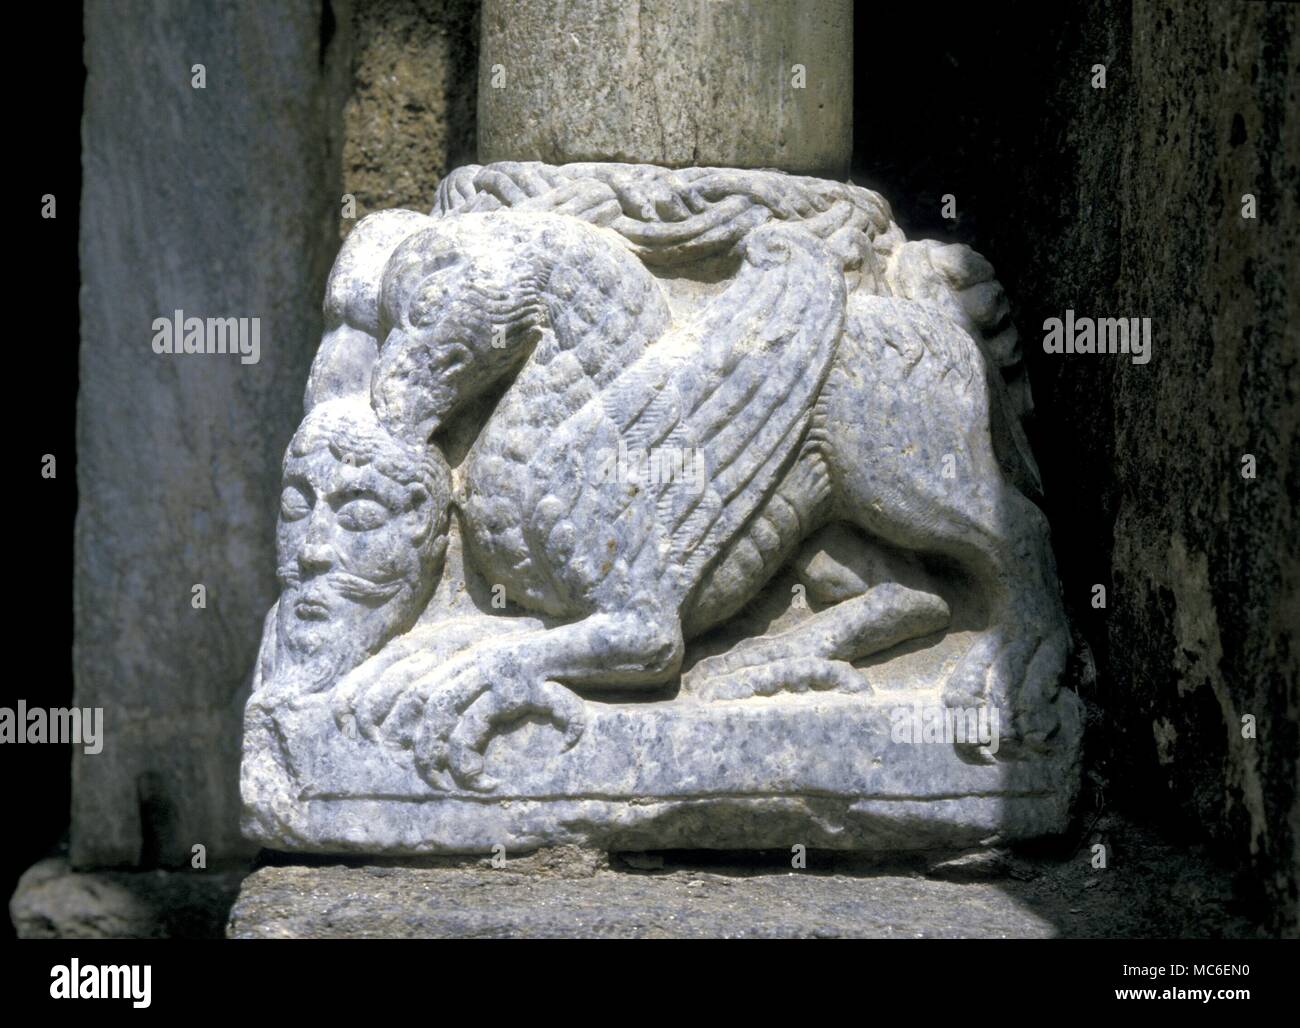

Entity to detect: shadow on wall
[2,2,83,940]
[853,0,1298,937]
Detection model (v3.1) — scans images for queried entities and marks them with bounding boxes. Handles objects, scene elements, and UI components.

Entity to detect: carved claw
[414,663,586,791]
[329,631,588,790]
[330,644,444,742]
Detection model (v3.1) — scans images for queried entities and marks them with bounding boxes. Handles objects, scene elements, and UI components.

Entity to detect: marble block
[241,162,1082,855]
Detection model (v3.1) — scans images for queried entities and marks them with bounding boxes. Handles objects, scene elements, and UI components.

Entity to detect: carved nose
[298,541,334,574]
[298,512,335,573]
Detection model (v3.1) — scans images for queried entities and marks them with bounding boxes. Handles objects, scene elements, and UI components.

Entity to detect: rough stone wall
[1101,0,1298,938]
[969,0,1297,936]
[855,0,1296,936]
[74,0,351,867]
[341,0,478,227]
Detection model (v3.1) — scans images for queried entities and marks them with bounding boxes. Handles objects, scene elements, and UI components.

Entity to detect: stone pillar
[72,0,349,868]
[478,0,852,177]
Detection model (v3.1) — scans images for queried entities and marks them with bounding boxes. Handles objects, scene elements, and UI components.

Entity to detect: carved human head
[271,397,451,690]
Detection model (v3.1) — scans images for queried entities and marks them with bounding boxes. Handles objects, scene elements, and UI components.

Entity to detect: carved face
[272,399,450,692]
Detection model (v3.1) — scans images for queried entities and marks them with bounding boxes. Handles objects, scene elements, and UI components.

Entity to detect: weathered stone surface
[230,861,1057,939]
[922,0,1297,938]
[341,0,479,228]
[244,691,1080,853]
[75,0,349,867]
[10,858,243,940]
[226,813,1261,938]
[1089,0,1298,941]
[241,161,1081,854]
[848,0,1297,940]
[478,0,852,177]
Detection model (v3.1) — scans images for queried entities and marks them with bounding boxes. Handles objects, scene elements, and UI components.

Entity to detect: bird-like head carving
[372,213,553,442]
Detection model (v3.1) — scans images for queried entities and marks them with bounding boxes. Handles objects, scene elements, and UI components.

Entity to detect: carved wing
[521,223,845,614]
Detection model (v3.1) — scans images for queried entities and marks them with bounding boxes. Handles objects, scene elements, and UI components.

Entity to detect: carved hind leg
[933,492,1070,749]
[824,296,1070,750]
[686,583,950,700]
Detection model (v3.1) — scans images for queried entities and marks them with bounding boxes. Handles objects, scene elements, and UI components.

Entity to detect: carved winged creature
[310,165,1070,792]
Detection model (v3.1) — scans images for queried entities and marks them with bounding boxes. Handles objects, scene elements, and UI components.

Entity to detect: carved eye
[434,344,471,374]
[335,492,389,532]
[280,484,312,521]
[408,278,451,328]
[409,298,440,328]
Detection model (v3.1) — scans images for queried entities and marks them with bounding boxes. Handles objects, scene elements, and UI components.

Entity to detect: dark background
[6,5,82,939]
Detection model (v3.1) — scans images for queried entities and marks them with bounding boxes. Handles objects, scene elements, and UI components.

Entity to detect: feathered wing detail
[522,223,846,614]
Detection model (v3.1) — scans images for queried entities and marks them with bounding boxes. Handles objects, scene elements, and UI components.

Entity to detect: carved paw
[942,622,1069,756]
[330,642,445,743]
[415,658,587,792]
[332,644,586,792]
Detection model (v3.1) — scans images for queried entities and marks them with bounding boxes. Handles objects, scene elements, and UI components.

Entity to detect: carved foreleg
[686,583,950,700]
[336,606,683,790]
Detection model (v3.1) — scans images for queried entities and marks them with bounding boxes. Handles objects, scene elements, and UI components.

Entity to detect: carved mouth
[331,571,405,604]
[294,596,332,621]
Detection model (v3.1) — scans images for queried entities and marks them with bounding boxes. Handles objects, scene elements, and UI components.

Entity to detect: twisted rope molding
[433,161,899,274]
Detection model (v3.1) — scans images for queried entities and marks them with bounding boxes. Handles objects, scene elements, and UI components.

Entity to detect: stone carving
[242,162,1082,854]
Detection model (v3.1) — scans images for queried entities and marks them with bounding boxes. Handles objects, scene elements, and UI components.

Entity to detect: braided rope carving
[433,160,900,274]
[433,162,1017,371]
